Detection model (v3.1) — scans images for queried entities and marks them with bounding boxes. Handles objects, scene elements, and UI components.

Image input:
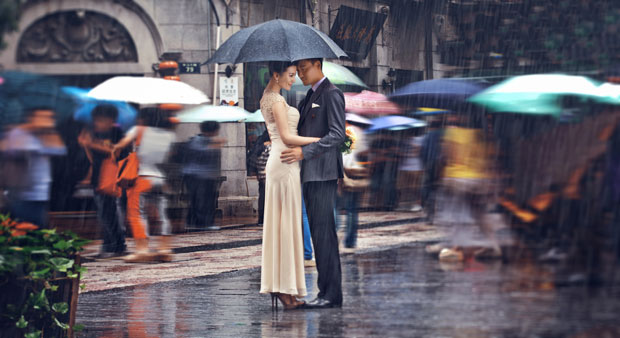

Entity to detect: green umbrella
[291,61,368,91]
[177,105,250,123]
[244,109,265,123]
[468,74,620,116]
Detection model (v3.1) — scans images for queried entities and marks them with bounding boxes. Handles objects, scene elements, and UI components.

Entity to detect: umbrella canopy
[245,109,266,123]
[388,78,487,110]
[468,74,619,116]
[344,90,402,115]
[205,19,347,64]
[410,108,452,116]
[346,113,373,126]
[177,105,250,123]
[291,62,367,92]
[63,87,137,130]
[367,115,426,132]
[88,76,210,105]
[0,71,76,128]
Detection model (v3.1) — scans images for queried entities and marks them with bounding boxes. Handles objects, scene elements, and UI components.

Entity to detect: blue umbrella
[62,87,137,130]
[367,115,426,133]
[0,71,76,128]
[388,78,487,110]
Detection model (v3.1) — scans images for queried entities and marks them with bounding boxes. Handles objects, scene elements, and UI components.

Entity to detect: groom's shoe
[304,297,342,309]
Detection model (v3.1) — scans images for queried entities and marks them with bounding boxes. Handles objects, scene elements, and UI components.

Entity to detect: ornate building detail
[17,10,138,63]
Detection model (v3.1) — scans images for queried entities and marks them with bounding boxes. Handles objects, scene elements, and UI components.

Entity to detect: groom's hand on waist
[281,147,303,163]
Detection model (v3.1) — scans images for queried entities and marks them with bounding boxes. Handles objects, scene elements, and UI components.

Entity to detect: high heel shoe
[272,293,305,310]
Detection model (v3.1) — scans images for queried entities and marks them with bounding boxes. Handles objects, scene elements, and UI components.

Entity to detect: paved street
[78,211,432,292]
[76,244,620,337]
[75,212,620,337]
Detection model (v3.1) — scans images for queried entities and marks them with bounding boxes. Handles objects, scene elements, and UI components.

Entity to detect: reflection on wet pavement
[76,245,620,337]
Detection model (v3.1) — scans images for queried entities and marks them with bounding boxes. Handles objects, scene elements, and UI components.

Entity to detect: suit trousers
[303,180,343,304]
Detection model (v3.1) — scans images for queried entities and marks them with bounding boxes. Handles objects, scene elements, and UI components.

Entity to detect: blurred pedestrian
[248,130,270,227]
[180,121,223,231]
[113,108,176,263]
[399,130,425,212]
[433,116,502,259]
[78,104,127,258]
[420,118,446,222]
[0,108,66,227]
[369,134,401,210]
[340,124,370,251]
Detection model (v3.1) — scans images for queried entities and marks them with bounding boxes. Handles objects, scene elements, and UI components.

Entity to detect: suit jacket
[298,78,346,183]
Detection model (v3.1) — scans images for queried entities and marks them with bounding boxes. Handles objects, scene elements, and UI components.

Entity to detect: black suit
[298,78,345,305]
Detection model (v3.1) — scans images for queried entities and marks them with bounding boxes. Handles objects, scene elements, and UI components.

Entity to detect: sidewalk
[79,211,441,293]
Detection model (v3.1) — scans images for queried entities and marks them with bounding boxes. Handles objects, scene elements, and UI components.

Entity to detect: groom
[281,58,345,308]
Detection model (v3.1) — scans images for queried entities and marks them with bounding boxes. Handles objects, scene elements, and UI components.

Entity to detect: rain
[1,1,620,337]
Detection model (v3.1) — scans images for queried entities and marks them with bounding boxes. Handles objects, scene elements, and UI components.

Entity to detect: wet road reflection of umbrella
[388,78,487,110]
[88,77,210,105]
[468,74,620,116]
[367,115,426,133]
[244,110,265,123]
[205,19,347,64]
[62,87,137,130]
[177,105,250,123]
[344,90,402,115]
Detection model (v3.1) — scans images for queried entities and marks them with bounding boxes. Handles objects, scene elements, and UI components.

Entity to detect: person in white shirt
[113,108,176,263]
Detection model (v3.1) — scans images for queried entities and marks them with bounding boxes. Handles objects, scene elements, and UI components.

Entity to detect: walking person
[180,121,223,231]
[0,108,66,227]
[420,118,445,223]
[78,104,127,258]
[281,58,346,308]
[248,130,270,227]
[259,61,321,310]
[113,108,176,263]
[341,123,370,252]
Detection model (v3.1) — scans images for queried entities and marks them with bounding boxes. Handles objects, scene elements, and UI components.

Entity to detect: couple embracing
[259,58,345,310]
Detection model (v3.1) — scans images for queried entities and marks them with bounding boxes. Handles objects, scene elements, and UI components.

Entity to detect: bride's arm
[273,101,319,146]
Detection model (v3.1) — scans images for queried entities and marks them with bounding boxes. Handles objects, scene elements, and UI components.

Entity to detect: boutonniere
[312,103,320,108]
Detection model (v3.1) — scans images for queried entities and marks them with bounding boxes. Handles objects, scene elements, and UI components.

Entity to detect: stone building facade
[0,0,437,216]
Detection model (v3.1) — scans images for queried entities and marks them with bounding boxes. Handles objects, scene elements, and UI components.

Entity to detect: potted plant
[0,214,89,338]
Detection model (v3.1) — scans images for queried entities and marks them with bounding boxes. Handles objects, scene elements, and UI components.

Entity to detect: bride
[259,61,319,310]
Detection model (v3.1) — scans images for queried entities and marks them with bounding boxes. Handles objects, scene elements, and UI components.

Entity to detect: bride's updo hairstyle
[268,61,295,76]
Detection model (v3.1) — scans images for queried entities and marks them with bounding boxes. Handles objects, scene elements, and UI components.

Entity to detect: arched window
[17,10,137,63]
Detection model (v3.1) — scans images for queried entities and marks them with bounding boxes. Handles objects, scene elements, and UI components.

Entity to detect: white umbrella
[244,110,265,123]
[177,105,250,123]
[346,113,372,126]
[88,76,210,105]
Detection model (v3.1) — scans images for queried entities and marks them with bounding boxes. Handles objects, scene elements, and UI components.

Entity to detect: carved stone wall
[17,10,137,63]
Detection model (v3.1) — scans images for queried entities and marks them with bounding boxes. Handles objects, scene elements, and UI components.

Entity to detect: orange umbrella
[344,90,402,115]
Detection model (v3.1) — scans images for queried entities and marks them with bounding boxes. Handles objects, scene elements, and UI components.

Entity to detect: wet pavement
[76,244,620,337]
[78,212,438,292]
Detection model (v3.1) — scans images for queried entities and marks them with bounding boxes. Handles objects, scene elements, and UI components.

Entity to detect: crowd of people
[2,79,619,292]
[0,104,224,263]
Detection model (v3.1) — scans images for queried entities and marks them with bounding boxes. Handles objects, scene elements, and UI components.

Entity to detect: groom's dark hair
[268,61,295,76]
[294,58,323,70]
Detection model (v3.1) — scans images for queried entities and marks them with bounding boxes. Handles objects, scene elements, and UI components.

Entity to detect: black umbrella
[205,19,348,64]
